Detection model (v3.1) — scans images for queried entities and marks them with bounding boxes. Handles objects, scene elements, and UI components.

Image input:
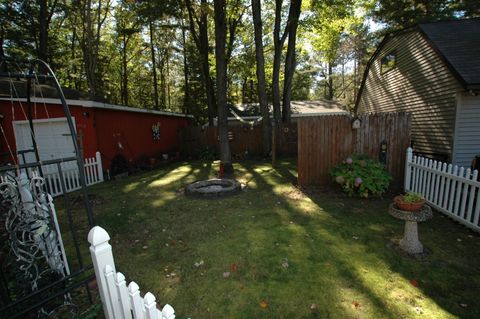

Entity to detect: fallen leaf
[260,300,268,309]
[410,279,419,287]
[231,263,238,273]
[352,300,361,308]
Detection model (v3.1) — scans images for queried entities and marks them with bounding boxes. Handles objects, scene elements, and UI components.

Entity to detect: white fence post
[88,226,116,319]
[96,151,104,182]
[404,147,413,191]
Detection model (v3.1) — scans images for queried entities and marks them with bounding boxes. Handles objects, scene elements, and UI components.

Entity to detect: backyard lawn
[66,159,480,319]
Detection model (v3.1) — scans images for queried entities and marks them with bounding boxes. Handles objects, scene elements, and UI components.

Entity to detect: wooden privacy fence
[298,113,411,187]
[88,226,175,319]
[181,123,297,157]
[404,148,480,232]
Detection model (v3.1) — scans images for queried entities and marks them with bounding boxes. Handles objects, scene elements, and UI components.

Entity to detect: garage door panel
[13,118,77,163]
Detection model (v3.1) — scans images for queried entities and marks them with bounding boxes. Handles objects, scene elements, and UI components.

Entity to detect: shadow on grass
[57,159,480,319]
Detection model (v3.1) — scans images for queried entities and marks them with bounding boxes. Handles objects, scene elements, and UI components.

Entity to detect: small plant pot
[394,195,426,212]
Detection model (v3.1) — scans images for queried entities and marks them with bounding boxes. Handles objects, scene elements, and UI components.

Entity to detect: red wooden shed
[0,97,191,172]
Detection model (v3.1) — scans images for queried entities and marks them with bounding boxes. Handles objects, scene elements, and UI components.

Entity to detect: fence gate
[297,113,411,187]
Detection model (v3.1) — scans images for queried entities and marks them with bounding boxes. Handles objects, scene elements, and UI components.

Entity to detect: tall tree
[281,0,301,123]
[213,0,233,175]
[272,0,289,124]
[185,0,217,126]
[251,0,271,155]
[77,0,113,100]
[371,0,480,30]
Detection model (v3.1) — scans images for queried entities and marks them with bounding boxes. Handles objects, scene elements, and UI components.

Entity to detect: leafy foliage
[403,191,424,203]
[330,154,391,197]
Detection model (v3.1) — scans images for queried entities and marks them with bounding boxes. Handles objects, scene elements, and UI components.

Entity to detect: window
[381,51,396,74]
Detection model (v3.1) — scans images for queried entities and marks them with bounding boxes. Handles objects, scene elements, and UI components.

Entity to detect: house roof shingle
[419,18,480,90]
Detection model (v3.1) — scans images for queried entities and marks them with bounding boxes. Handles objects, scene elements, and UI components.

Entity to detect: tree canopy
[1,0,479,119]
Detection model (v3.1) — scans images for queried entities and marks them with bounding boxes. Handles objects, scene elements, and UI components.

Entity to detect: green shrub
[329,154,392,198]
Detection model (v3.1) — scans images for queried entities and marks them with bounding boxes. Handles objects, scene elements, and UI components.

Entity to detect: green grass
[61,159,480,319]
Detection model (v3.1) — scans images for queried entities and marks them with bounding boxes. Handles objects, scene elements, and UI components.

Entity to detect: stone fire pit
[185,179,242,198]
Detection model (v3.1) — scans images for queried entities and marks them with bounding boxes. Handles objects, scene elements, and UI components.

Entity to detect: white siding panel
[453,94,480,167]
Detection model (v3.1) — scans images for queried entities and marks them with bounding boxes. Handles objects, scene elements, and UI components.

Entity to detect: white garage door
[453,95,480,168]
[13,117,77,164]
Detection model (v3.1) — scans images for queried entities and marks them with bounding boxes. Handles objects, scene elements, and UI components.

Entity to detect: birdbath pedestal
[389,204,432,255]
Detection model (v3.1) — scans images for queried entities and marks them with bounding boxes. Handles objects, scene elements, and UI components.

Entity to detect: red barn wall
[0,101,97,162]
[93,108,189,169]
[0,100,190,170]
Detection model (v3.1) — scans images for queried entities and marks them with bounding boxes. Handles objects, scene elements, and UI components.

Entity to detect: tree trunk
[181,23,190,114]
[327,62,333,100]
[0,26,8,72]
[121,33,128,105]
[282,0,302,124]
[39,0,48,62]
[149,21,159,109]
[200,0,217,126]
[214,0,233,175]
[251,0,271,156]
[159,56,166,108]
[184,0,217,125]
[272,0,284,125]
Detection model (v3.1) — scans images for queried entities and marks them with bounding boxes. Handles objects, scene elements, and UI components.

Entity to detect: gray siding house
[356,18,480,167]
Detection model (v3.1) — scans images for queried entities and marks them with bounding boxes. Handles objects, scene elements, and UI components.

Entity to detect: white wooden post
[144,292,159,319]
[88,226,116,319]
[128,282,144,319]
[96,151,104,182]
[404,147,413,191]
[161,305,176,319]
[116,272,133,319]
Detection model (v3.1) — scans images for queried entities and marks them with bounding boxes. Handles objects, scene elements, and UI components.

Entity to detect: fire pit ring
[185,179,242,198]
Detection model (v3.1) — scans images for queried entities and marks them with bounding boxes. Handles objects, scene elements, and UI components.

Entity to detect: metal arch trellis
[0,57,96,318]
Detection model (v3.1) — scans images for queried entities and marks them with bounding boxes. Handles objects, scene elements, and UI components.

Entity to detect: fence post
[96,151,104,182]
[88,226,116,319]
[404,147,413,192]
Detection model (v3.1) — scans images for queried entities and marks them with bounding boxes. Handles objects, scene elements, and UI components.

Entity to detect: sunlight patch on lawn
[148,165,192,188]
[123,181,141,193]
[151,192,177,208]
[342,253,456,319]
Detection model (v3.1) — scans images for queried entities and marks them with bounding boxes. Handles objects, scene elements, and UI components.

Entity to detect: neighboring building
[224,99,348,126]
[0,97,191,171]
[355,18,480,167]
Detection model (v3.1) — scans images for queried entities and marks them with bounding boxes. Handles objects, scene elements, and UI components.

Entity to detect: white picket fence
[404,147,480,232]
[88,226,175,319]
[40,152,104,197]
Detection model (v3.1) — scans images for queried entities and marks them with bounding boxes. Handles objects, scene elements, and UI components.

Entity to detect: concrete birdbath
[389,203,432,255]
[185,179,242,198]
